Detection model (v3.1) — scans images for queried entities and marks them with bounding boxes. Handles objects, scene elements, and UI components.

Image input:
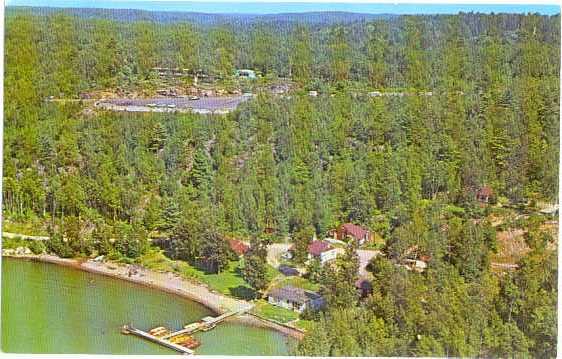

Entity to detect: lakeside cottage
[307,240,338,264]
[334,223,373,245]
[267,285,324,313]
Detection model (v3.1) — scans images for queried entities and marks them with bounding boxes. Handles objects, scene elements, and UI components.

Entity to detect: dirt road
[266,243,292,269]
[357,249,381,276]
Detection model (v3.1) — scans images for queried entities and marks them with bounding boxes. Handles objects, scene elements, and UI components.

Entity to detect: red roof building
[476,186,494,203]
[228,239,250,256]
[336,223,373,245]
[307,240,338,264]
[308,240,332,256]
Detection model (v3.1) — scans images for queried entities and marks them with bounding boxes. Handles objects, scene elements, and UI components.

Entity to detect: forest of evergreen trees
[3,8,560,357]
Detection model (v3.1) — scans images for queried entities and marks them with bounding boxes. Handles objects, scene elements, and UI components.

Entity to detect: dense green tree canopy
[3,9,559,357]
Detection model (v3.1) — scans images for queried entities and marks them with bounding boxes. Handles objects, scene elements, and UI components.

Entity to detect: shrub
[29,240,46,255]
[46,235,75,258]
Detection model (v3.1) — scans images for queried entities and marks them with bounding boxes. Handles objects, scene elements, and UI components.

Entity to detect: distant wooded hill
[7,6,398,26]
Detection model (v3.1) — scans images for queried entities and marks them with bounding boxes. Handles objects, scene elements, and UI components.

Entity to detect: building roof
[307,240,333,256]
[341,223,369,240]
[477,186,493,198]
[268,285,321,304]
[278,264,299,276]
[228,239,250,256]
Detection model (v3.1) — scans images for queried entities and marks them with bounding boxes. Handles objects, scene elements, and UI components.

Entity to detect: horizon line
[5,1,561,16]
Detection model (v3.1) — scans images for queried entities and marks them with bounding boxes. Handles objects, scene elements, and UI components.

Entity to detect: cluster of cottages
[285,223,374,264]
[263,222,436,313]
[272,223,376,313]
[227,185,556,314]
[226,223,376,313]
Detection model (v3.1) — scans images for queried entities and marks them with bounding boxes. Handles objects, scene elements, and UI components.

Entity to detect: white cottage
[267,285,324,313]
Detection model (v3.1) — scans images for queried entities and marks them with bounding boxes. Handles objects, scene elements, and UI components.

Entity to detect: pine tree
[292,225,314,264]
[149,122,167,152]
[366,21,390,88]
[329,26,351,82]
[242,237,269,295]
[190,147,213,194]
[200,228,233,273]
[290,25,312,84]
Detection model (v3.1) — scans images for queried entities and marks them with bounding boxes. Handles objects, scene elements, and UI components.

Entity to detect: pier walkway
[123,308,249,354]
[160,310,241,340]
[123,325,194,355]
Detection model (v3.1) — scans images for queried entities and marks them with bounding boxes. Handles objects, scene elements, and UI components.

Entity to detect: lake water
[1,257,292,355]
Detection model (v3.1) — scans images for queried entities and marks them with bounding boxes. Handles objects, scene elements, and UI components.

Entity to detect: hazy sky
[5,0,560,15]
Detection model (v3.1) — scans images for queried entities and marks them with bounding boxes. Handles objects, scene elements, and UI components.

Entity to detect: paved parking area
[97,95,251,113]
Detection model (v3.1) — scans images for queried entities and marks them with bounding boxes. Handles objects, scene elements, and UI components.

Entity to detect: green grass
[2,237,26,249]
[3,218,48,236]
[136,249,256,300]
[294,319,315,332]
[251,300,299,324]
[361,241,384,250]
[273,275,320,292]
[136,249,203,281]
[199,260,256,300]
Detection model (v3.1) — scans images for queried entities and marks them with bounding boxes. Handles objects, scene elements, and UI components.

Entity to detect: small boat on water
[170,333,201,349]
[149,326,170,337]
[181,336,201,350]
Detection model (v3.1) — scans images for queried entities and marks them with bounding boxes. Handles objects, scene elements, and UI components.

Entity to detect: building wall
[319,249,338,263]
[268,296,293,310]
[268,296,307,313]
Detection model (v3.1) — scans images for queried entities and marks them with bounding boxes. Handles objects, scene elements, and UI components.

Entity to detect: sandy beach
[3,253,304,339]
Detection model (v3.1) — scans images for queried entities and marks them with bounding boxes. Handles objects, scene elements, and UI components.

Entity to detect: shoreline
[3,254,304,340]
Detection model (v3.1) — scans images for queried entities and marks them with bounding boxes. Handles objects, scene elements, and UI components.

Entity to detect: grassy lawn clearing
[199,260,256,300]
[251,300,299,323]
[273,275,320,292]
[3,217,48,236]
[294,319,315,332]
[137,249,257,300]
[136,249,204,280]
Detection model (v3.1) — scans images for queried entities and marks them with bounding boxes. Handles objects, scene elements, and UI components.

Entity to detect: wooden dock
[122,310,245,354]
[122,324,194,355]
